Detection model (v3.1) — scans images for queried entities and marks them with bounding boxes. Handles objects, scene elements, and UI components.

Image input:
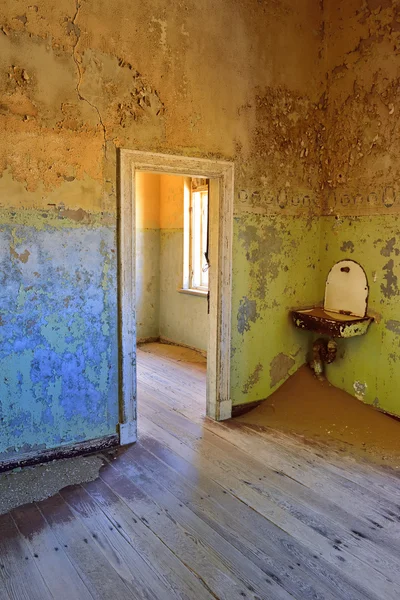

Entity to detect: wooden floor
[1,343,400,600]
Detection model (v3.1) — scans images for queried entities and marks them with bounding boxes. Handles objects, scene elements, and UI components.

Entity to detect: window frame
[182,180,209,295]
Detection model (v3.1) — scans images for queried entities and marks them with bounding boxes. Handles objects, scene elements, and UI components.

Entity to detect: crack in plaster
[71,0,108,153]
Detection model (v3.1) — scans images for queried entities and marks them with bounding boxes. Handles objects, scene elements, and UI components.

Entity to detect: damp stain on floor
[236,365,400,469]
[0,454,104,515]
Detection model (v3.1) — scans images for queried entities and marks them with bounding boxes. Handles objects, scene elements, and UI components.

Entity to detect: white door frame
[118,149,234,444]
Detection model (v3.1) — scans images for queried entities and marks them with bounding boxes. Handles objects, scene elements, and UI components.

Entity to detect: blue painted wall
[0,214,119,459]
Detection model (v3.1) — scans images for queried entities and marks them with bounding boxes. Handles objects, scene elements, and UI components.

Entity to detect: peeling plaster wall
[231,215,321,404]
[0,211,118,458]
[321,0,400,417]
[320,216,400,415]
[0,0,325,458]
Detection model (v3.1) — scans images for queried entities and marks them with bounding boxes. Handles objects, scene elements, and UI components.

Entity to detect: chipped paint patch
[242,363,263,395]
[238,220,283,299]
[10,246,30,263]
[381,237,399,257]
[381,259,399,299]
[386,320,400,336]
[237,297,258,335]
[340,240,354,253]
[270,353,295,388]
[353,381,367,402]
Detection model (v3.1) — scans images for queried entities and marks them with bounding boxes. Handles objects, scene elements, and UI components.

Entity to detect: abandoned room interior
[1,0,400,598]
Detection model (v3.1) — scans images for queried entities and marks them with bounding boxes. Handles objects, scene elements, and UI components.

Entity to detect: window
[183,179,209,294]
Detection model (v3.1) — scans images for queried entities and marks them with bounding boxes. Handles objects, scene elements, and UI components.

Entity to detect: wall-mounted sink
[292,306,373,338]
[292,259,374,338]
[291,260,374,379]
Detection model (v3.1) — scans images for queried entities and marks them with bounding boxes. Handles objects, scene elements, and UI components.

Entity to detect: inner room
[135,171,209,420]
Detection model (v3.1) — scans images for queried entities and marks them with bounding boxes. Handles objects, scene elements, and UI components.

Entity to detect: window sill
[178,288,208,298]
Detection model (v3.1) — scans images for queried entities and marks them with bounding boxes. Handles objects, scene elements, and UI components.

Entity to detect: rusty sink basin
[291,307,373,338]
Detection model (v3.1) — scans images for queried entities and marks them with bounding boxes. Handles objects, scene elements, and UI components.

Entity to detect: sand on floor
[236,365,400,469]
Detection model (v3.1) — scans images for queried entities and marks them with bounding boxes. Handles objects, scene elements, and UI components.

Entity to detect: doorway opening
[119,151,234,444]
[135,172,209,426]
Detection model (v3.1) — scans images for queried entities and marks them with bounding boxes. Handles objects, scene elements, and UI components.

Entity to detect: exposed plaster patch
[381,259,399,298]
[59,207,89,222]
[249,85,325,201]
[150,17,168,53]
[270,353,295,388]
[10,246,30,263]
[340,240,355,253]
[386,320,400,335]
[237,297,258,335]
[353,380,367,401]
[381,237,399,257]
[238,219,283,300]
[367,0,392,11]
[65,17,81,39]
[15,14,28,26]
[79,49,165,141]
[242,363,263,395]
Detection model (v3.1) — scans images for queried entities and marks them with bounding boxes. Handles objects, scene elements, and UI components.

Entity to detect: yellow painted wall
[135,172,161,339]
[160,174,185,229]
[136,172,160,230]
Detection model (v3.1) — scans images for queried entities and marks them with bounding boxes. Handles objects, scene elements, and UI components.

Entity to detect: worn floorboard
[0,342,399,599]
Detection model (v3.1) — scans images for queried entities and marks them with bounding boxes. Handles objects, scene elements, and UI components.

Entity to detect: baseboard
[137,335,207,357]
[0,434,119,474]
[159,336,207,358]
[231,399,265,418]
[119,421,137,445]
[137,336,160,344]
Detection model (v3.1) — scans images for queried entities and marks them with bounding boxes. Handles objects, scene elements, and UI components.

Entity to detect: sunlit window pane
[187,186,209,292]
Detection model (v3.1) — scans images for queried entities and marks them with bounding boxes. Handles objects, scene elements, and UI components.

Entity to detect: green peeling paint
[320,215,400,416]
[0,207,114,231]
[231,214,321,406]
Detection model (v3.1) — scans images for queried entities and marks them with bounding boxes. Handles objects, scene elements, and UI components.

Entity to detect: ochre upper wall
[323,0,400,214]
[0,0,324,215]
[160,174,184,230]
